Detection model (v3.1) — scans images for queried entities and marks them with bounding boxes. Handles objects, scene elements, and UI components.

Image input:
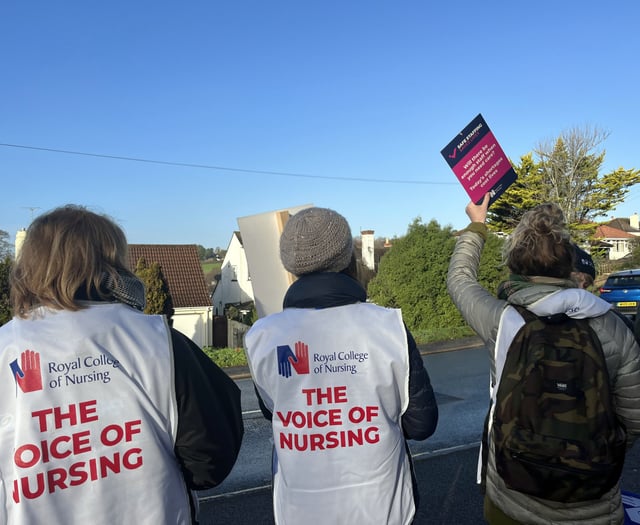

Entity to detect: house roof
[594,224,637,240]
[606,217,640,233]
[128,244,211,308]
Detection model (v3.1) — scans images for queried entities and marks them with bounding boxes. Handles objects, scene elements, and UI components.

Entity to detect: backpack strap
[511,304,569,325]
[511,304,536,323]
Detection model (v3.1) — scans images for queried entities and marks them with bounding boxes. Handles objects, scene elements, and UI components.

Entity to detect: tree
[367,218,506,332]
[0,256,12,326]
[196,245,216,260]
[488,126,640,236]
[134,258,174,321]
[0,230,11,258]
[486,153,542,231]
[0,229,13,325]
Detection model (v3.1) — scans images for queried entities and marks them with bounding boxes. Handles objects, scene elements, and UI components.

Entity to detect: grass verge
[203,325,476,369]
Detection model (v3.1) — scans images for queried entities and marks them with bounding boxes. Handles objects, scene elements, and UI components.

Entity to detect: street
[196,345,640,524]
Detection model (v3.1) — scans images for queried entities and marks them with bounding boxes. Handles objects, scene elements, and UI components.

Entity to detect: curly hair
[10,205,135,317]
[503,203,574,278]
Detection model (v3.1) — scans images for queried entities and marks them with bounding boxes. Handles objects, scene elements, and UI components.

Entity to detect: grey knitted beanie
[280,207,353,276]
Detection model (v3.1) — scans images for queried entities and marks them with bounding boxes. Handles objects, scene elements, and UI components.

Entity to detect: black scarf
[100,271,146,311]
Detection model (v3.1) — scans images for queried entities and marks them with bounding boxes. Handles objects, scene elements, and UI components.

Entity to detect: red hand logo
[290,341,309,375]
[12,350,43,393]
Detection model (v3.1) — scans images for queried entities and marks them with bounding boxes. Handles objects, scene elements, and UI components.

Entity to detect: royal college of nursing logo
[277,341,310,378]
[10,349,44,393]
[277,340,370,377]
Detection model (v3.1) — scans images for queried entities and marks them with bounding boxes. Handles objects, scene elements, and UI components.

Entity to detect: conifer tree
[367,219,505,332]
[134,257,174,322]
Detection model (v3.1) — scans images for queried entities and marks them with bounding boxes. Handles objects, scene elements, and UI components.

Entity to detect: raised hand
[465,192,490,223]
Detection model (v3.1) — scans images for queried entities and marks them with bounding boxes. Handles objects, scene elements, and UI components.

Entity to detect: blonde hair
[11,205,134,317]
[503,203,574,278]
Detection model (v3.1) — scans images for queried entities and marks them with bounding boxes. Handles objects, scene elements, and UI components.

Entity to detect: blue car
[598,268,640,319]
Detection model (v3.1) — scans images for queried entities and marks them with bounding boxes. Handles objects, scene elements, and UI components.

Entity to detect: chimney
[360,230,375,271]
[631,213,639,230]
[15,229,27,259]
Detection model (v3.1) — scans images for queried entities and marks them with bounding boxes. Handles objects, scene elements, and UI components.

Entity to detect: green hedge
[202,347,248,368]
[202,324,477,369]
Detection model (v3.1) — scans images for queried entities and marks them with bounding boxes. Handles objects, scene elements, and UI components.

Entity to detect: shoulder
[170,327,220,382]
[589,311,638,370]
[588,311,632,342]
[170,326,198,350]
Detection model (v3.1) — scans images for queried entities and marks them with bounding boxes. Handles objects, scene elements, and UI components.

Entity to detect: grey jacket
[447,228,640,525]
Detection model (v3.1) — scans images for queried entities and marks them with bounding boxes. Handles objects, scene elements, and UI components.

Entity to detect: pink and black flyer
[440,113,517,206]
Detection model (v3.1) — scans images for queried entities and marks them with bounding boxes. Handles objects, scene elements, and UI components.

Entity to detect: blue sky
[2,1,639,250]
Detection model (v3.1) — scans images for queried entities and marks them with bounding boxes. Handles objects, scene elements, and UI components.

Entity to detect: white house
[211,231,254,316]
[595,213,640,260]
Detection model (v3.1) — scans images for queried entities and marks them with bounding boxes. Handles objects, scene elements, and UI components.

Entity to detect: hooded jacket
[447,228,640,525]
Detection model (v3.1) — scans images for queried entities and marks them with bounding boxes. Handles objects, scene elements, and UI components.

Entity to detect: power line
[0,142,457,185]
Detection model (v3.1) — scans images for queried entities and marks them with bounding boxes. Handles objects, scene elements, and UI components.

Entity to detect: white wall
[172,306,213,348]
[607,239,634,261]
[212,233,254,315]
[361,231,375,271]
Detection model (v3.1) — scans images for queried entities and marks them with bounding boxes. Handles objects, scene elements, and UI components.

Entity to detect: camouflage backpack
[491,305,627,502]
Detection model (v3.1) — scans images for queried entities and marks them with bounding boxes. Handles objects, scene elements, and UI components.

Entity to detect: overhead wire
[0,142,457,185]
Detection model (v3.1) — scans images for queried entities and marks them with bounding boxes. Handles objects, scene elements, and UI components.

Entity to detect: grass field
[201,261,221,275]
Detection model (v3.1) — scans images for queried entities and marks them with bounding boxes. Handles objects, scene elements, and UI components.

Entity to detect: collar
[283,272,367,309]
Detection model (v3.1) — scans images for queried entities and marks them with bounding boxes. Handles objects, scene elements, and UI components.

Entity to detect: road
[196,343,640,524]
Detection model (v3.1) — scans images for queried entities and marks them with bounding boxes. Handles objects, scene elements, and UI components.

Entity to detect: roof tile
[127,244,211,308]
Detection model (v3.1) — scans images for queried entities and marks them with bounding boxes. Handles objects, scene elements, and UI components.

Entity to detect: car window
[606,275,640,287]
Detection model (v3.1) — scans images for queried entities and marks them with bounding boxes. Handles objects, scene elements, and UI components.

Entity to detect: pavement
[223,335,484,380]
